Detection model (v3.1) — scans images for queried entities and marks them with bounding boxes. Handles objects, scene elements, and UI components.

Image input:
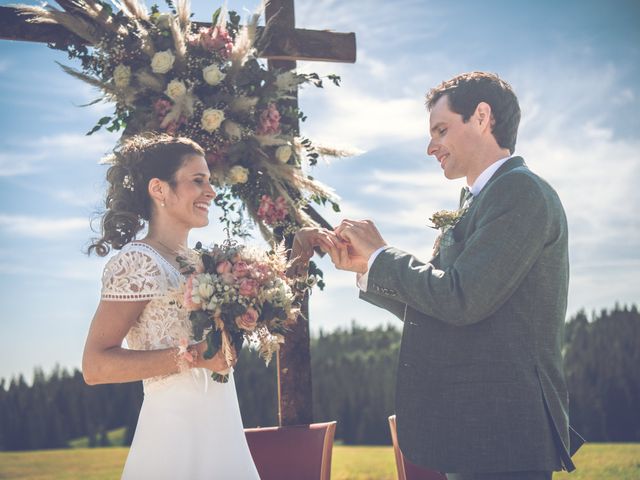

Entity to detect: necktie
[459,186,473,209]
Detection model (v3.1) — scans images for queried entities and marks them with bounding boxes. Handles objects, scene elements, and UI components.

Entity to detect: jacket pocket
[439,238,465,268]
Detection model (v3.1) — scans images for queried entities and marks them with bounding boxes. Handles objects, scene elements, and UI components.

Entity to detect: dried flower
[223,120,242,140]
[113,64,131,88]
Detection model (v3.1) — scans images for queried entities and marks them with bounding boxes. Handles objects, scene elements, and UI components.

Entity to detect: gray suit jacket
[361,157,577,473]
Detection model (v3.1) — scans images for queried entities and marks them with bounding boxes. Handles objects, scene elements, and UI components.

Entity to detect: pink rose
[216,260,232,275]
[257,103,281,135]
[239,278,259,297]
[232,261,249,278]
[257,194,289,225]
[235,307,259,331]
[183,276,201,311]
[189,26,233,57]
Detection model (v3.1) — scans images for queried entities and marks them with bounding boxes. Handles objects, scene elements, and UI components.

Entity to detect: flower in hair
[122,174,135,191]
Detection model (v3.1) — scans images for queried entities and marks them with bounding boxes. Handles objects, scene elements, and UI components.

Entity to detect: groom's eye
[439,128,447,135]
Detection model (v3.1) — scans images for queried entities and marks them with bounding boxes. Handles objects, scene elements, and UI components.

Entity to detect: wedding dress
[101,242,260,479]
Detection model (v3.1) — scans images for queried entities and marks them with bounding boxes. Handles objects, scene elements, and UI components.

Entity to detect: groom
[326,72,582,479]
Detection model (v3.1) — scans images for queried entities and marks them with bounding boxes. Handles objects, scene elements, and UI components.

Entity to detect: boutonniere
[428,208,467,232]
[429,206,469,256]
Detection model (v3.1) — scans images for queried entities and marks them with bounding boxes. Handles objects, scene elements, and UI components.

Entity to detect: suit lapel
[446,157,526,244]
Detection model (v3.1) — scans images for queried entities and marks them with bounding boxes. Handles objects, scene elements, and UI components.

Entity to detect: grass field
[0,444,638,479]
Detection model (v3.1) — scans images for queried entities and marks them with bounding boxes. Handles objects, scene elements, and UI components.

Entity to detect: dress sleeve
[101,248,168,301]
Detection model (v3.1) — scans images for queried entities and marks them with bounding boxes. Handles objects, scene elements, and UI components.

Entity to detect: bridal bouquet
[18,0,343,242]
[179,241,305,382]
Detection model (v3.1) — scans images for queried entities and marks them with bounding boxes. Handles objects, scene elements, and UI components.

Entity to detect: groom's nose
[427,138,437,156]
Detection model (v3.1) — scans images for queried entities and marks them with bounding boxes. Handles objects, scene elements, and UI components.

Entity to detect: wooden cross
[0,0,356,427]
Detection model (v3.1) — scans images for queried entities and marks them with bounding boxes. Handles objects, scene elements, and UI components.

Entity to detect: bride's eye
[439,128,447,135]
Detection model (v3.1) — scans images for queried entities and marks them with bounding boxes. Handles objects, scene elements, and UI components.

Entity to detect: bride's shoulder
[101,242,169,301]
[105,242,163,272]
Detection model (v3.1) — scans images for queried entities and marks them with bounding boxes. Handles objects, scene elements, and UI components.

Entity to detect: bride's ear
[148,178,166,205]
[474,102,493,132]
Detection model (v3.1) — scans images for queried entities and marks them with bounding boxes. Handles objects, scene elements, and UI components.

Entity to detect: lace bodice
[101,243,192,379]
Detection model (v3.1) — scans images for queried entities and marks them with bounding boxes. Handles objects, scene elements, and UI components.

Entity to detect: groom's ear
[474,102,493,133]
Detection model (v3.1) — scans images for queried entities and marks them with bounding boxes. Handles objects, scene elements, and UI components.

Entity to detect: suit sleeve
[359,290,406,321]
[367,172,552,326]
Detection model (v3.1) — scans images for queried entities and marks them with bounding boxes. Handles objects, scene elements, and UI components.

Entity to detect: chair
[389,415,447,480]
[244,421,337,480]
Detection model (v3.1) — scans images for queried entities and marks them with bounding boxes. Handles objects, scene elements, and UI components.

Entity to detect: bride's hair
[88,133,205,257]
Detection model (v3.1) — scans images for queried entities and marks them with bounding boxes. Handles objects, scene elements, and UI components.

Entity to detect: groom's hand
[335,219,387,260]
[325,238,369,273]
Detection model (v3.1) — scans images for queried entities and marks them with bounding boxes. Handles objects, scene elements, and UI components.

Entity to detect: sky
[0,0,638,382]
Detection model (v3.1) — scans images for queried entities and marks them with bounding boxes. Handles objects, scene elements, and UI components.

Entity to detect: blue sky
[0,0,638,381]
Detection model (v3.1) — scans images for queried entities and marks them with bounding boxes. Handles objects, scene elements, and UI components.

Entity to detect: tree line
[1,304,638,451]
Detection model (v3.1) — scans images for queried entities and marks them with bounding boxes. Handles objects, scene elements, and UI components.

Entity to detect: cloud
[301,86,426,151]
[0,214,89,238]
[0,152,44,177]
[0,132,115,175]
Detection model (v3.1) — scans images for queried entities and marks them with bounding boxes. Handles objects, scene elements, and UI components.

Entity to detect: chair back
[245,421,336,480]
[388,415,447,480]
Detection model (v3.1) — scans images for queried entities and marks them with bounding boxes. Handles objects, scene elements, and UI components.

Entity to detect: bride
[82,134,332,478]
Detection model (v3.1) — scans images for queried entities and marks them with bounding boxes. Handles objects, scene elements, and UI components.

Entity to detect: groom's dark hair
[426,72,521,154]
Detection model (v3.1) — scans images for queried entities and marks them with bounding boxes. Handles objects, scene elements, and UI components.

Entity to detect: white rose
[198,282,214,300]
[113,64,131,89]
[165,79,187,100]
[201,108,225,132]
[151,50,175,74]
[223,120,242,140]
[228,165,249,184]
[275,145,292,163]
[202,64,226,86]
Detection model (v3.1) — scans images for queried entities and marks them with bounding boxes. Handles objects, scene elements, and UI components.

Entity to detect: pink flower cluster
[257,103,281,135]
[188,26,233,58]
[154,99,186,135]
[257,195,288,225]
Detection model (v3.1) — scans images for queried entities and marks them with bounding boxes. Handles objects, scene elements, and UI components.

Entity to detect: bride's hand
[193,342,237,373]
[291,227,338,264]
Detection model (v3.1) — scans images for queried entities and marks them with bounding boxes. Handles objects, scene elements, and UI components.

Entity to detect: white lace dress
[101,242,260,479]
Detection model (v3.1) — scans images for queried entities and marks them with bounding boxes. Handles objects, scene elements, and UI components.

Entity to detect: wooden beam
[261,28,356,63]
[0,6,356,63]
[0,6,84,46]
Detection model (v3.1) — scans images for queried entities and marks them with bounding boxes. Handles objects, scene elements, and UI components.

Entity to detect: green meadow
[0,443,638,480]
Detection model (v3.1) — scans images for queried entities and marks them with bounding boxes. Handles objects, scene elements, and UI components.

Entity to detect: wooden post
[265,0,314,427]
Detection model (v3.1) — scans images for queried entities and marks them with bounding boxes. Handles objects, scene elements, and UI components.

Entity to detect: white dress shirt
[356,155,513,291]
